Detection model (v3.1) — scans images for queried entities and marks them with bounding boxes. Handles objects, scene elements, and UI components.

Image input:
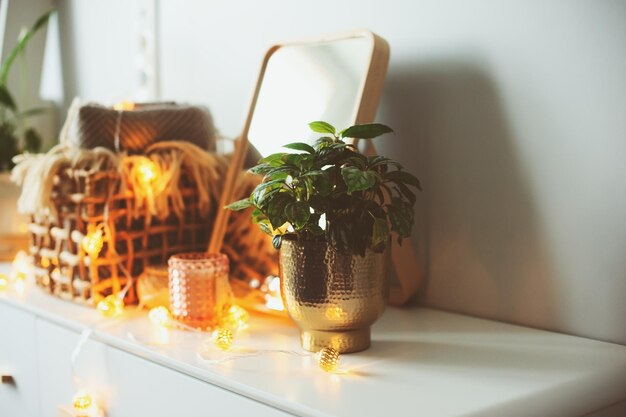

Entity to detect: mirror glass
[247,36,373,157]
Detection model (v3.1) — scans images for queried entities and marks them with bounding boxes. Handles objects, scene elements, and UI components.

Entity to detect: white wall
[57,0,626,344]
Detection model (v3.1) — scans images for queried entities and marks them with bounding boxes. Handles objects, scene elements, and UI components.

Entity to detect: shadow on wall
[377,58,559,331]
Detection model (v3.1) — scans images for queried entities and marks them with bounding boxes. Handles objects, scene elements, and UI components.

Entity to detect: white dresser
[1,263,626,417]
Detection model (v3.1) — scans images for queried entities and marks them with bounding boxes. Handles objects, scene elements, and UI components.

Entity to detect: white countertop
[1,263,625,417]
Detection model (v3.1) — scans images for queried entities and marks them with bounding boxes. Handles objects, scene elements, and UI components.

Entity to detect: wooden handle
[207,136,249,254]
[1,374,15,384]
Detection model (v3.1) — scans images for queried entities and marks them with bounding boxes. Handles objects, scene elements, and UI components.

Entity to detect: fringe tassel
[11,142,226,223]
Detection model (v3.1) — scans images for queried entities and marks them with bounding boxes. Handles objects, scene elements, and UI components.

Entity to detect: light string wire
[196,348,311,366]
[70,329,93,387]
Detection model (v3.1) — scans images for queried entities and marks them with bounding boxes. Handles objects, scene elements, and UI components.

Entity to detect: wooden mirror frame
[208,30,421,306]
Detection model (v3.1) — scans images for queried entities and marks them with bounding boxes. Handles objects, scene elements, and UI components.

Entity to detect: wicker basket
[27,165,279,306]
[29,165,214,305]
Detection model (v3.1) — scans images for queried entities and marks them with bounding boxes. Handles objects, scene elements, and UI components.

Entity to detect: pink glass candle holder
[168,253,231,329]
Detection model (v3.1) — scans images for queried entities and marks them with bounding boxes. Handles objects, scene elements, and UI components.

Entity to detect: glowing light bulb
[268,276,280,293]
[265,275,284,311]
[265,295,285,311]
[149,306,172,328]
[214,328,234,351]
[134,158,159,185]
[13,271,27,294]
[73,390,93,409]
[82,228,104,258]
[318,347,340,373]
[221,305,249,333]
[51,268,60,279]
[12,251,30,275]
[0,274,8,292]
[72,389,96,416]
[113,100,135,111]
[97,295,124,318]
[18,222,28,234]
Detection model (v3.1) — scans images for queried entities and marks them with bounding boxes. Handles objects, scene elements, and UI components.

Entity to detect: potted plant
[228,121,420,353]
[0,10,53,260]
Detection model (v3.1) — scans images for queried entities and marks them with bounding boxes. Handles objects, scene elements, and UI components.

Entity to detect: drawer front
[35,319,108,417]
[105,346,289,416]
[0,302,39,417]
[35,319,289,416]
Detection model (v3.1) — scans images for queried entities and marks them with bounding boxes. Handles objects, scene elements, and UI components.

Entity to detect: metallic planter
[279,239,388,353]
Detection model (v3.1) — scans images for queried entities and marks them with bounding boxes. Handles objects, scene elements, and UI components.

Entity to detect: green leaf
[371,218,389,247]
[249,163,273,175]
[387,199,414,238]
[0,123,19,171]
[252,185,281,207]
[0,85,16,111]
[309,121,336,134]
[285,201,311,229]
[258,221,273,236]
[0,10,55,85]
[251,208,267,224]
[384,170,421,189]
[300,170,325,178]
[23,128,42,153]
[305,223,324,236]
[33,10,54,30]
[313,173,332,196]
[328,142,349,150]
[344,154,368,170]
[225,198,254,211]
[266,192,293,228]
[272,235,283,249]
[282,153,307,167]
[261,165,296,181]
[314,136,334,149]
[395,182,417,205]
[340,123,394,139]
[341,167,377,193]
[283,142,315,154]
[258,152,289,167]
[315,147,342,166]
[256,178,285,192]
[367,155,404,170]
[19,107,50,118]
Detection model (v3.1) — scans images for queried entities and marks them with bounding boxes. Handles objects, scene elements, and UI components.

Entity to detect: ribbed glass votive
[168,253,231,329]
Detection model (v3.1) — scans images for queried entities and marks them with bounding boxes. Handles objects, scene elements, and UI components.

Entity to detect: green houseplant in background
[0,10,54,261]
[0,10,54,171]
[228,121,420,353]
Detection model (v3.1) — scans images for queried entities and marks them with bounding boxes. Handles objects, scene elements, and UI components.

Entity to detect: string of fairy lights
[1,158,342,416]
[2,250,342,416]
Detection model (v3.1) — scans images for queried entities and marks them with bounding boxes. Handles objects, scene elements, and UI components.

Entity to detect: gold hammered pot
[279,238,388,353]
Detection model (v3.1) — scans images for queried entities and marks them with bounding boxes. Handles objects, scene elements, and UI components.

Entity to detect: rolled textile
[63,100,217,152]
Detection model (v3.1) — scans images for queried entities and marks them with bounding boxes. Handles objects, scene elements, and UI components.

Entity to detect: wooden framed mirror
[209,30,421,306]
